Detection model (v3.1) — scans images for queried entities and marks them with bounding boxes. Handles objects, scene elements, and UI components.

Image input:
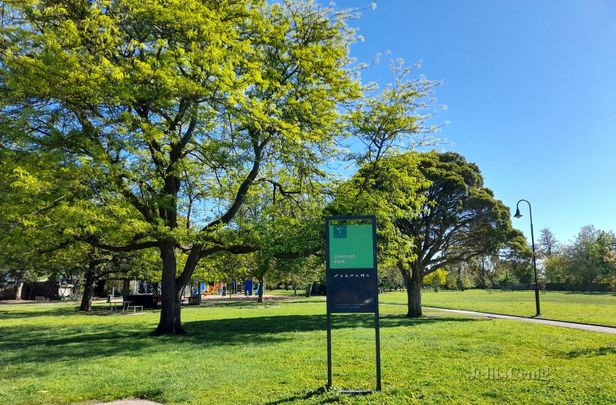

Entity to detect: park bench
[35,296,49,303]
[107,296,125,312]
[124,301,144,313]
[106,296,144,313]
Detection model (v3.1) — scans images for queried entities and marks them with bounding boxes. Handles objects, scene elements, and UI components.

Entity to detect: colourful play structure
[192,282,226,297]
[187,280,261,300]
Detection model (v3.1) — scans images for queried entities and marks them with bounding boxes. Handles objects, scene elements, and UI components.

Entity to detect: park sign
[326,217,378,312]
[325,215,381,392]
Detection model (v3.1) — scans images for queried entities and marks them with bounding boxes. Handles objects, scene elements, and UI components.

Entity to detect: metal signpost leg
[327,312,333,389]
[375,311,382,391]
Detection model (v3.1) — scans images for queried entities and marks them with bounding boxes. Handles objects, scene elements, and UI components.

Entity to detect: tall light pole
[514,199,541,316]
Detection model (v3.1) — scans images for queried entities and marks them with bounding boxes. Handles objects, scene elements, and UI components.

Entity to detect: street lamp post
[514,199,541,316]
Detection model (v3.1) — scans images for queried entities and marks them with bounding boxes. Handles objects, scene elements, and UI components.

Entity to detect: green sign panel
[328,224,374,269]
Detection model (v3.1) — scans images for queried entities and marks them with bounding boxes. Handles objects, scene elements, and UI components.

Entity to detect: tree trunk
[406,276,422,317]
[402,264,423,318]
[154,241,185,335]
[257,276,264,303]
[14,280,24,301]
[79,264,96,312]
[122,278,130,300]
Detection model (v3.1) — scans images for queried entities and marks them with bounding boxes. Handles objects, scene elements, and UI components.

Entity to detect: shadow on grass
[264,386,329,405]
[265,386,380,405]
[0,313,481,376]
[565,345,616,358]
[132,388,165,402]
[0,297,321,318]
[184,312,481,337]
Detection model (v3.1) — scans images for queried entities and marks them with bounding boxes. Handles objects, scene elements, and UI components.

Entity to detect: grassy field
[0,299,615,404]
[378,289,616,327]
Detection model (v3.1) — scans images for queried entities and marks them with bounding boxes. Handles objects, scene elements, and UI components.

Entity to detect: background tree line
[541,226,616,291]
[400,226,616,293]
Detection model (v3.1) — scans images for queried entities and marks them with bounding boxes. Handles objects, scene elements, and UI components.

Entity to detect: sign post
[325,215,381,392]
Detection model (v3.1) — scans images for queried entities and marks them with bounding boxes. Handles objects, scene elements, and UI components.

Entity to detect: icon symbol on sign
[333,225,347,238]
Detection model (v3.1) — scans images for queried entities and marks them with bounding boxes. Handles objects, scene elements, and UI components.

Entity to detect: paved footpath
[424,306,616,334]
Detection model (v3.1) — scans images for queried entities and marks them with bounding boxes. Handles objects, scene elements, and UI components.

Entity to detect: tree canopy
[1,0,361,333]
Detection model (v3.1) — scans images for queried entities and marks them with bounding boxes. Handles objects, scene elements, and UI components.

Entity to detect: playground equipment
[244,279,253,296]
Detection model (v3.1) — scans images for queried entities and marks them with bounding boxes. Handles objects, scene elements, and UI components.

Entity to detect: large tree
[333,152,516,317]
[397,152,515,316]
[1,0,360,333]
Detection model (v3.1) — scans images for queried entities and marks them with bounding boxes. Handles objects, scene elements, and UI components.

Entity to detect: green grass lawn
[0,299,615,404]
[378,289,616,327]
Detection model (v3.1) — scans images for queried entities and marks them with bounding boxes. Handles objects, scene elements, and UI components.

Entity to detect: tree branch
[76,236,158,252]
[200,129,265,232]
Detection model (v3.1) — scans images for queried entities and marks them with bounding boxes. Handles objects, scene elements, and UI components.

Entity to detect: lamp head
[514,208,522,218]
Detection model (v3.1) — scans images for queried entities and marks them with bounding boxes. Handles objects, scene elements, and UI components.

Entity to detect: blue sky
[335,0,616,243]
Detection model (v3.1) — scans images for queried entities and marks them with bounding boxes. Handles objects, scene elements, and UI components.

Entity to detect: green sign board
[328,224,375,269]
